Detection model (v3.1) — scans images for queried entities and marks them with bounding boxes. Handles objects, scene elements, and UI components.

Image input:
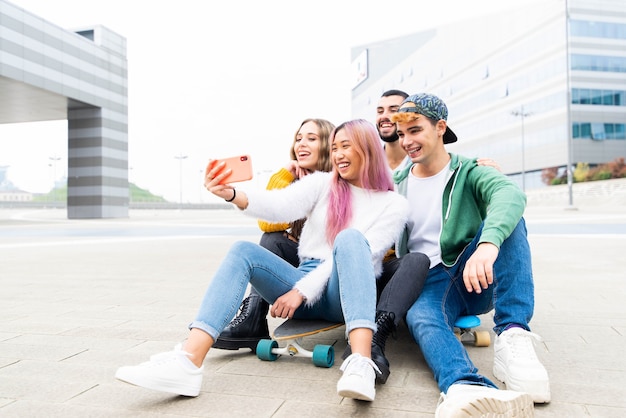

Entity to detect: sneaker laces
[340,353,382,376]
[149,343,189,362]
[505,329,543,362]
[146,346,200,373]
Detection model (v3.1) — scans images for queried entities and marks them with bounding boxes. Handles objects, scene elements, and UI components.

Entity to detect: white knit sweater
[243,171,409,305]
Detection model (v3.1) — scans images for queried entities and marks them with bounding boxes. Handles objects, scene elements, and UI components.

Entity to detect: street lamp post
[510,106,532,192]
[174,153,188,210]
[49,156,61,206]
[564,0,576,208]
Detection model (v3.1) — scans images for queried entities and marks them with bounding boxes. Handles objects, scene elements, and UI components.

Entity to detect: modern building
[0,0,128,218]
[351,0,626,192]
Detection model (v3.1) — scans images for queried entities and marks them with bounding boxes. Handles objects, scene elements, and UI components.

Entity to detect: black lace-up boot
[341,310,396,384]
[212,294,270,352]
[371,310,396,384]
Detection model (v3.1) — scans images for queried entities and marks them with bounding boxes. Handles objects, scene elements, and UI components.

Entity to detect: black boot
[341,310,396,384]
[212,294,270,352]
[371,310,395,384]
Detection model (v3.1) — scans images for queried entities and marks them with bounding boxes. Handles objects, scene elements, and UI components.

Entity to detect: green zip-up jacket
[394,153,526,267]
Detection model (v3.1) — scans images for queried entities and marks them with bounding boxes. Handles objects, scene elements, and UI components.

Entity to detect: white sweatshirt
[243,171,409,305]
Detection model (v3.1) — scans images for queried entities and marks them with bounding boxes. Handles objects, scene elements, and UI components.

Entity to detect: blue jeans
[405,218,534,392]
[246,230,300,300]
[190,228,377,340]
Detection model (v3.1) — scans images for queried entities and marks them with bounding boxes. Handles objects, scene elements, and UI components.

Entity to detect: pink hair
[325,119,394,244]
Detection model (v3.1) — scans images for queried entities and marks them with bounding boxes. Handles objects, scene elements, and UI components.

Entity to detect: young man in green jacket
[391,93,550,417]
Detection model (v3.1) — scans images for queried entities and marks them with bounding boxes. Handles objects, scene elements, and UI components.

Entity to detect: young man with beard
[376,89,411,171]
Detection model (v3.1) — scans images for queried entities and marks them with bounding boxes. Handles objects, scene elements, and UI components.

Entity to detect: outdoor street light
[510,106,532,192]
[174,153,188,209]
[49,156,61,205]
[564,0,576,209]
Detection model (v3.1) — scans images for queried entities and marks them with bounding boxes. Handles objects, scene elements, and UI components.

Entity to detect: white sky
[1,0,529,202]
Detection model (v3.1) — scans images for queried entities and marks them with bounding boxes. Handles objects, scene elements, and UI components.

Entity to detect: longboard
[256,319,344,368]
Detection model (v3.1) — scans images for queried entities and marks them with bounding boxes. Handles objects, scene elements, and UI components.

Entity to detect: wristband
[225,189,236,202]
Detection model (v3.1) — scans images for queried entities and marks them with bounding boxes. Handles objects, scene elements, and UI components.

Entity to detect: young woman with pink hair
[115,119,409,402]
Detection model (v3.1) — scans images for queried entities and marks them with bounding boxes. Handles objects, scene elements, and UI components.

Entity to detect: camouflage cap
[397,93,458,144]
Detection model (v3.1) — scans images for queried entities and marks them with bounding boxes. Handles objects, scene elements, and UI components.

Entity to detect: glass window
[591,123,606,140]
[580,88,590,104]
[576,123,591,139]
[571,20,626,40]
[591,90,602,105]
[605,124,615,139]
[574,123,626,140]
[571,54,626,73]
[572,88,626,106]
[615,123,626,139]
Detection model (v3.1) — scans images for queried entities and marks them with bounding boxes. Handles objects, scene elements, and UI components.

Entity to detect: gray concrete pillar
[67,106,128,218]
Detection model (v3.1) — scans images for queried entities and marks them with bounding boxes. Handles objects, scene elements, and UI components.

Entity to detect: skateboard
[454,315,491,347]
[256,319,344,368]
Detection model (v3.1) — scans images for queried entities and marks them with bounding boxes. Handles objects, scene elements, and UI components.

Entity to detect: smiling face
[396,115,449,176]
[376,94,405,142]
[331,128,363,187]
[293,121,322,171]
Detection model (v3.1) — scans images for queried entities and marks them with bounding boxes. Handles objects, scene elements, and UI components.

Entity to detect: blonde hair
[288,118,335,240]
[391,111,420,124]
[289,118,335,173]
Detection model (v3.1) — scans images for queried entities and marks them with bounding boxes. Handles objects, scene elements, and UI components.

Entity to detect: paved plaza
[1,182,625,417]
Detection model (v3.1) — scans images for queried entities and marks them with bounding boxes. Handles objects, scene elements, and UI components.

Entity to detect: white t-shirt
[406,162,452,268]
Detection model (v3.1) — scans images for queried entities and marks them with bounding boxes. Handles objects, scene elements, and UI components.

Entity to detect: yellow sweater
[257,168,296,232]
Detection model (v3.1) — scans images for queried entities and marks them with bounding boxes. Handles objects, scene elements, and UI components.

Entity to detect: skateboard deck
[273,319,343,341]
[454,315,491,347]
[256,319,344,368]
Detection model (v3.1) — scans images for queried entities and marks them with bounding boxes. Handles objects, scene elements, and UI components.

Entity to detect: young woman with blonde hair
[213,118,335,351]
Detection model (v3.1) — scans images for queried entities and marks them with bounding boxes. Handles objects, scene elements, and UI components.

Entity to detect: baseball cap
[396,93,458,144]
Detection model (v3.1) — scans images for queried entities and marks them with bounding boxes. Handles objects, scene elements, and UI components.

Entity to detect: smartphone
[209,155,253,184]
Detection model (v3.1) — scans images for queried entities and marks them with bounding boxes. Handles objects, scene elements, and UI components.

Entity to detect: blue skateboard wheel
[256,339,278,361]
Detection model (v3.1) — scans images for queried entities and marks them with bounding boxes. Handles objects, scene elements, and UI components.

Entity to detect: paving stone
[1,201,625,417]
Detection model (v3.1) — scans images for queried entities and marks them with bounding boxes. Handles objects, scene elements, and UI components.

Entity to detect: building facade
[351,0,626,191]
[0,0,128,218]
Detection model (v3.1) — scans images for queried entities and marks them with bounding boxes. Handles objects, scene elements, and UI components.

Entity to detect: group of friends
[115,90,551,417]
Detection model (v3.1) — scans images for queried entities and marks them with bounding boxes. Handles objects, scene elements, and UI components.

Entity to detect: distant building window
[573,123,626,140]
[591,123,606,140]
[571,54,626,73]
[570,20,626,40]
[572,89,626,106]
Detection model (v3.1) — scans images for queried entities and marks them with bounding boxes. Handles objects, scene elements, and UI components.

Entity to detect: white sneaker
[115,347,203,397]
[336,353,379,401]
[493,328,551,403]
[150,343,182,361]
[435,384,534,418]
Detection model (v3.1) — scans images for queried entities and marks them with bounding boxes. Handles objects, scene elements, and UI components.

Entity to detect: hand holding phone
[206,155,253,185]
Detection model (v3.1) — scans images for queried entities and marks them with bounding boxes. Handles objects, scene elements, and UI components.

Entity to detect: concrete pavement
[1,183,625,417]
